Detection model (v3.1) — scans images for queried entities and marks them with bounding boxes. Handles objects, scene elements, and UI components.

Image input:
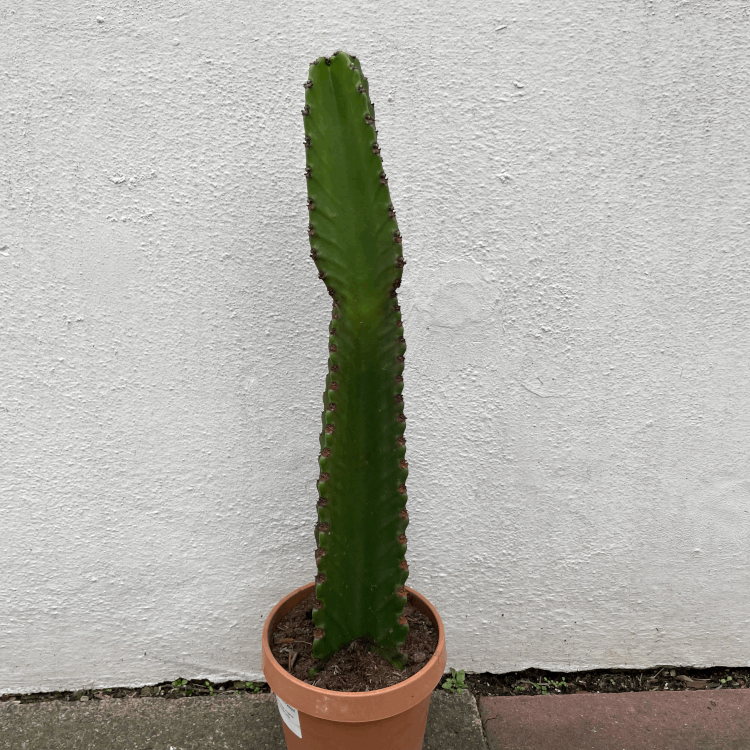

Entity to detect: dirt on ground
[465,665,750,697]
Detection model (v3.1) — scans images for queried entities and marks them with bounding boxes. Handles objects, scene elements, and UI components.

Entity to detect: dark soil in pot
[269,593,439,692]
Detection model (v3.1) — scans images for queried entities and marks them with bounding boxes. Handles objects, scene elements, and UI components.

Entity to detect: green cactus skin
[303,51,410,669]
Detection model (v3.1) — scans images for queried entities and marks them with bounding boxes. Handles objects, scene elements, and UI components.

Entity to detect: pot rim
[261,582,447,723]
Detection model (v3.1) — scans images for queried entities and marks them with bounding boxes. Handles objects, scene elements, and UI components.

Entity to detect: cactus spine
[304,52,409,668]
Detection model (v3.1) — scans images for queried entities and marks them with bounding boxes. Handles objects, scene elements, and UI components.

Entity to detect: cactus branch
[304,51,409,668]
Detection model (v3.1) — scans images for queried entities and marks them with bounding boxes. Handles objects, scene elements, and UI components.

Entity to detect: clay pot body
[262,582,446,750]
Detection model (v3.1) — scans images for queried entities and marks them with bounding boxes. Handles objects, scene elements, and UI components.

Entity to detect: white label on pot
[276,695,302,738]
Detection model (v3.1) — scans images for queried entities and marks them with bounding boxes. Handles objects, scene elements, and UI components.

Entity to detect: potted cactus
[261,51,446,749]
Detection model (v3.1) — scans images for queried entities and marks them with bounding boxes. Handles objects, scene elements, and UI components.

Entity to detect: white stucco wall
[2,0,749,694]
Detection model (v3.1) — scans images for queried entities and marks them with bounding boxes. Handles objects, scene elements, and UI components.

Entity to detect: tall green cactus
[303,51,409,669]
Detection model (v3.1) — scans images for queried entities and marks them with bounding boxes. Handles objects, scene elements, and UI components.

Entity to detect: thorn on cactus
[394,394,403,403]
[308,224,315,236]
[326,401,337,411]
[325,424,335,433]
[314,628,325,639]
[357,84,364,93]
[400,560,409,571]
[393,231,402,244]
[372,142,380,154]
[365,114,374,125]
[319,472,330,483]
[329,343,337,353]
[324,57,331,65]
[397,413,406,423]
[397,437,406,446]
[379,171,388,184]
[395,374,403,383]
[310,248,318,260]
[398,535,407,545]
[396,355,405,363]
[315,573,327,583]
[302,104,310,116]
[305,167,312,179]
[307,199,315,211]
[399,459,408,469]
[397,586,408,599]
[304,136,311,148]
[303,79,313,88]
[388,204,396,218]
[399,509,408,520]
[396,257,405,268]
[321,448,331,457]
[398,484,407,494]
[317,497,328,507]
[329,381,339,390]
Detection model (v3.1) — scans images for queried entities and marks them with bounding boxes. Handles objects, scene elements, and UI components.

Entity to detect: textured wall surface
[2,0,749,693]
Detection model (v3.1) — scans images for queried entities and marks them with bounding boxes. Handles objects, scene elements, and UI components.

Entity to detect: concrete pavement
[2,685,749,750]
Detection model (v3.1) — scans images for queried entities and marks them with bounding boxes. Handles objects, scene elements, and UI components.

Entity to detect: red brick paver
[479,690,750,750]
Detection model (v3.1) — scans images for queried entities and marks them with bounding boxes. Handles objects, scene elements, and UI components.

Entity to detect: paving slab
[0,689,488,750]
[0,694,285,750]
[479,690,750,750]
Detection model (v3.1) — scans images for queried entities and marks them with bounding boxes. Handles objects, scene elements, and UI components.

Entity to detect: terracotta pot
[262,582,447,750]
